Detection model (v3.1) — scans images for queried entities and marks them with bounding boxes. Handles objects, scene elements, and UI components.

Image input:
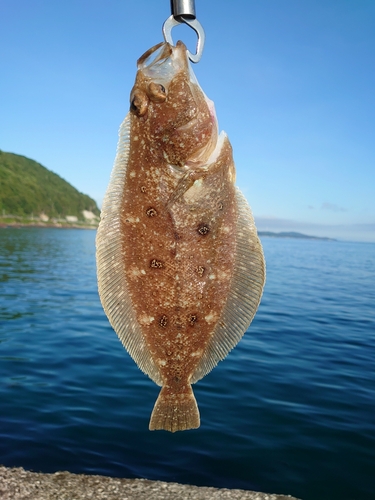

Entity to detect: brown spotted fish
[96,41,265,432]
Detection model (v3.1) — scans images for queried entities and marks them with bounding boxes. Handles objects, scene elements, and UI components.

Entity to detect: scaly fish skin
[96,41,265,432]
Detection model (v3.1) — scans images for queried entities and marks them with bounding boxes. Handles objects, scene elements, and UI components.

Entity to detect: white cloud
[321,202,346,212]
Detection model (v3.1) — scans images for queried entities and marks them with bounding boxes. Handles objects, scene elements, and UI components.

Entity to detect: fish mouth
[137,41,189,83]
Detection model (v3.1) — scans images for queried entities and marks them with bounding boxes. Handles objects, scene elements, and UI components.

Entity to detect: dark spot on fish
[197,224,210,236]
[140,186,146,193]
[189,314,197,326]
[150,259,163,269]
[159,315,168,328]
[196,266,205,277]
[172,363,182,377]
[174,231,181,240]
[146,207,157,217]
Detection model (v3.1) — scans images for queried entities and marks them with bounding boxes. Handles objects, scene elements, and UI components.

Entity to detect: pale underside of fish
[96,41,265,432]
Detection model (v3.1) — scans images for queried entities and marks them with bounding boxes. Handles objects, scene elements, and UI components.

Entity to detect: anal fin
[149,385,200,432]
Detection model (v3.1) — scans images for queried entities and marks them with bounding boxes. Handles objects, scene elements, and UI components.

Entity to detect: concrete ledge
[0,466,300,500]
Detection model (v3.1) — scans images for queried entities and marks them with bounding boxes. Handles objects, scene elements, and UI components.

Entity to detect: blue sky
[1,1,374,241]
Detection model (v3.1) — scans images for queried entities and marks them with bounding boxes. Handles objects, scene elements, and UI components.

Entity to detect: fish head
[129,41,218,167]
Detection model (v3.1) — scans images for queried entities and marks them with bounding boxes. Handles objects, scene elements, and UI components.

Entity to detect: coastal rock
[66,215,78,223]
[82,210,98,220]
[0,466,300,500]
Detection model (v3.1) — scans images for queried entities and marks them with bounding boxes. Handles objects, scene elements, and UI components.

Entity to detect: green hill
[0,150,99,220]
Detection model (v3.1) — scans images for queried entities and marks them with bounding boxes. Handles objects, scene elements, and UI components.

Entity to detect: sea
[0,227,374,500]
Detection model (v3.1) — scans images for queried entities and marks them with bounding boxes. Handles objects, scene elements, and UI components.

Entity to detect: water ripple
[0,229,375,500]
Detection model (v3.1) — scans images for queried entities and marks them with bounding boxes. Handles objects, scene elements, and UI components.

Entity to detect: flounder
[96,41,265,432]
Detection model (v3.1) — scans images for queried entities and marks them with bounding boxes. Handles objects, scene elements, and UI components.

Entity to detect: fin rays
[191,188,266,383]
[149,385,200,432]
[96,114,162,386]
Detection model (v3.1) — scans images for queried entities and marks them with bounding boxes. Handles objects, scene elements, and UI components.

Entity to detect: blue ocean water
[0,227,374,500]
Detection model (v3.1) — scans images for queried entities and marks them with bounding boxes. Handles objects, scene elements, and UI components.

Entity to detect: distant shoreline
[1,224,335,240]
[0,222,97,230]
[258,231,336,241]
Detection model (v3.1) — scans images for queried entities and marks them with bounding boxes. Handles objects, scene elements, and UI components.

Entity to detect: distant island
[0,150,100,228]
[258,231,335,241]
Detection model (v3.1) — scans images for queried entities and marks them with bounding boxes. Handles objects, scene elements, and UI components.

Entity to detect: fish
[96,41,265,432]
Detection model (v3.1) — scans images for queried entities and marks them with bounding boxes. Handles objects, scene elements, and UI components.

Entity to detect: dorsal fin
[96,114,162,386]
[191,189,265,383]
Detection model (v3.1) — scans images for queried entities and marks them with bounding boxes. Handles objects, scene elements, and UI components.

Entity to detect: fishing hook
[162,0,205,63]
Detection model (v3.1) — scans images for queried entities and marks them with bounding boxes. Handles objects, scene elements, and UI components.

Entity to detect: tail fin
[149,385,200,432]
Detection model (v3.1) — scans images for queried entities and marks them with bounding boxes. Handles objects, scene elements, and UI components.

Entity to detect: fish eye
[148,82,167,103]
